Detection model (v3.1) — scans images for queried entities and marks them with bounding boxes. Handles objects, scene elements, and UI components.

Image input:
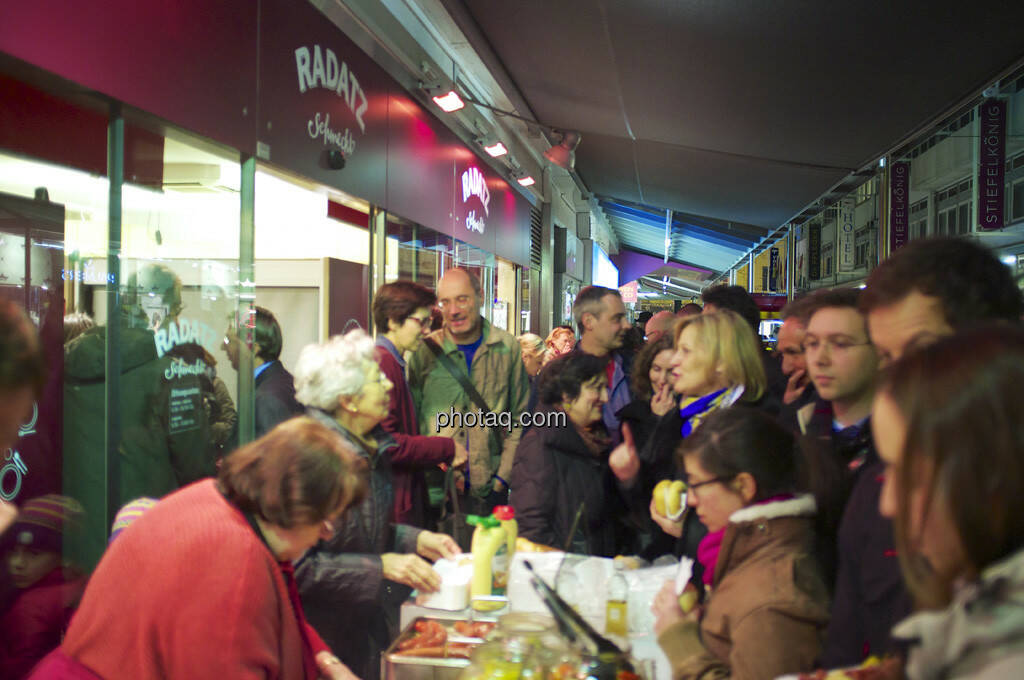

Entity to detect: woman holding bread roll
[652,408,828,680]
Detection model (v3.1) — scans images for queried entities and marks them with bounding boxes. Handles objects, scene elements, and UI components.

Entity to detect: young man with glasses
[407,268,529,520]
[372,281,468,527]
[796,288,911,669]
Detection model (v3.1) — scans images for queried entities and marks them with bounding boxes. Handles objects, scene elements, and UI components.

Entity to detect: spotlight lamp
[483,141,508,157]
[543,130,582,170]
[432,90,465,112]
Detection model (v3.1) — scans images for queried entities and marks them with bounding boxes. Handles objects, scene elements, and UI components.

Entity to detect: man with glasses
[372,281,468,527]
[408,268,529,520]
[796,288,910,669]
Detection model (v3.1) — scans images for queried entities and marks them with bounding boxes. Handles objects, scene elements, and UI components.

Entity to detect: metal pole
[747,252,754,290]
[786,225,796,300]
[664,209,672,263]
[236,155,256,446]
[104,103,123,530]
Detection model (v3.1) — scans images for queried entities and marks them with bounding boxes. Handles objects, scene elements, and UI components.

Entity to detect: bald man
[408,268,529,520]
[644,311,677,343]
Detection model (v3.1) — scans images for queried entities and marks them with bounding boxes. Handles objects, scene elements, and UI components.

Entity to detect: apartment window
[909,199,928,239]
[936,178,973,236]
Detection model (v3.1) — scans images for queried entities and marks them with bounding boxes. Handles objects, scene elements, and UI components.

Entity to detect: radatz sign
[258,0,389,207]
[978,99,1007,231]
[890,162,910,251]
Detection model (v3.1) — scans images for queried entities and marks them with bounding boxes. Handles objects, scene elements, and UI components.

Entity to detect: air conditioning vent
[162,163,238,193]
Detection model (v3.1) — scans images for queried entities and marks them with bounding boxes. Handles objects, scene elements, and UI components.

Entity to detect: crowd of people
[0,236,1022,679]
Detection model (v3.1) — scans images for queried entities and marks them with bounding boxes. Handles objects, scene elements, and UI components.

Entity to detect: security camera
[326,149,346,170]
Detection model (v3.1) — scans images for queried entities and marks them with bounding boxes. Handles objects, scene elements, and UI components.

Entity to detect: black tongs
[523,560,623,657]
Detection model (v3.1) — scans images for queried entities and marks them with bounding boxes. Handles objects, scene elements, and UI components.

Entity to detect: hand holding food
[652,479,687,519]
[652,579,687,636]
[649,496,684,538]
[677,582,699,614]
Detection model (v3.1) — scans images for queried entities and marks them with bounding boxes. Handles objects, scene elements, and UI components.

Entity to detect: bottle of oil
[604,561,628,637]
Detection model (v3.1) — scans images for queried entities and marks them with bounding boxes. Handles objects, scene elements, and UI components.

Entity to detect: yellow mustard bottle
[467,514,507,611]
[491,505,518,595]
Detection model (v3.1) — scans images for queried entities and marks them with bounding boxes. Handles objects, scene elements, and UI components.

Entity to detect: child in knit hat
[108,497,159,543]
[0,495,87,679]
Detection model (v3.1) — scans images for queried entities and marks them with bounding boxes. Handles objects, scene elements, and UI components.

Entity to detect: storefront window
[385,216,452,287]
[494,257,518,333]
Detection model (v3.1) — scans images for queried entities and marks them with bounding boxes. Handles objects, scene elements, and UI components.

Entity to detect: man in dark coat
[223,306,303,439]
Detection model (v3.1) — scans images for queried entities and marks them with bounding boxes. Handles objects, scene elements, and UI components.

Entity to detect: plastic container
[467,514,508,611]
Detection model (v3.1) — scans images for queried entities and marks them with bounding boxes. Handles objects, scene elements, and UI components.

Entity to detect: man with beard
[408,268,529,517]
[572,286,633,445]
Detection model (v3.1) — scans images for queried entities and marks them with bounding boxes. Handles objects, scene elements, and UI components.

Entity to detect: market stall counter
[390,552,672,680]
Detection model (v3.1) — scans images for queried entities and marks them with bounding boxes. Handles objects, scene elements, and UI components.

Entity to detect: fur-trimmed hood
[728,493,817,525]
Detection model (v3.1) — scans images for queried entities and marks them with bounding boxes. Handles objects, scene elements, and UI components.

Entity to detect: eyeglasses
[802,337,872,354]
[407,315,431,328]
[438,295,474,310]
[686,476,730,496]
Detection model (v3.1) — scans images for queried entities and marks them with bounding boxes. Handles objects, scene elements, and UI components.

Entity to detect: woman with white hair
[292,329,459,680]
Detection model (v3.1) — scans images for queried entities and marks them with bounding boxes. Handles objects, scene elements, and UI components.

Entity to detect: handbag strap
[424,337,502,450]
[440,464,464,545]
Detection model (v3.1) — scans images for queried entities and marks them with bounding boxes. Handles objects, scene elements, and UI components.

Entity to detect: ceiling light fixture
[483,141,508,157]
[424,83,582,169]
[432,90,465,112]
[517,176,535,187]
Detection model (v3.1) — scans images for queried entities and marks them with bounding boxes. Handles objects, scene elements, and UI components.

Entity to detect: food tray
[382,616,494,680]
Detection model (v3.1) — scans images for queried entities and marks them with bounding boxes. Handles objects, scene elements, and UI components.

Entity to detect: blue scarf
[679,385,745,438]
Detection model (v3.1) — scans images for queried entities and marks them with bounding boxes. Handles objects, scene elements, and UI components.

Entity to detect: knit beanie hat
[109,497,159,543]
[10,494,84,553]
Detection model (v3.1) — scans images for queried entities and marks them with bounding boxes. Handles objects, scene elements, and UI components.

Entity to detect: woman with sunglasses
[372,281,467,527]
[652,407,829,680]
[292,329,460,680]
[875,326,1024,679]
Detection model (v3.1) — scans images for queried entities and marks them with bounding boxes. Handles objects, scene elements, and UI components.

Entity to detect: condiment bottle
[491,505,517,595]
[467,513,507,611]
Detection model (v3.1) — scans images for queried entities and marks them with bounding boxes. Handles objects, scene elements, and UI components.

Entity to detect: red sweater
[375,344,454,526]
[47,480,322,680]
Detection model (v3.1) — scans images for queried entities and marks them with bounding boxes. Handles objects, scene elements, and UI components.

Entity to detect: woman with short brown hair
[30,417,367,680]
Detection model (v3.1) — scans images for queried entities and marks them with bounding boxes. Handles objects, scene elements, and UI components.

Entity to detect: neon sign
[461,167,490,235]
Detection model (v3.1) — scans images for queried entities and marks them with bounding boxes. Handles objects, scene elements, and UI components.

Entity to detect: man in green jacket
[408,268,529,518]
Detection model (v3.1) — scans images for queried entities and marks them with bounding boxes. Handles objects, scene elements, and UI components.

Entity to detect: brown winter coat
[658,495,830,680]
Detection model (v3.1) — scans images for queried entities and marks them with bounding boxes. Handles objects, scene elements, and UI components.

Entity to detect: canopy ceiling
[440,0,1024,277]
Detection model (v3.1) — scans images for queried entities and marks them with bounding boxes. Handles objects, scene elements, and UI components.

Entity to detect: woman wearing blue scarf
[611,309,773,561]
